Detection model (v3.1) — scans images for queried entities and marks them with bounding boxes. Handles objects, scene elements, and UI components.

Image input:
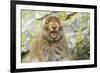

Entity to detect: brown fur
[28,16,72,62]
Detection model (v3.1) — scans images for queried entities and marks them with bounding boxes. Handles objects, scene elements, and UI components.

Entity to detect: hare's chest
[44,46,66,61]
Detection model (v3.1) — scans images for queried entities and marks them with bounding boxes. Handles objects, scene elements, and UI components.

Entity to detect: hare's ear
[42,18,48,26]
[42,16,49,25]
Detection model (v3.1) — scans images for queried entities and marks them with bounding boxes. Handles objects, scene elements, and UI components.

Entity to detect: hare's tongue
[50,32,58,38]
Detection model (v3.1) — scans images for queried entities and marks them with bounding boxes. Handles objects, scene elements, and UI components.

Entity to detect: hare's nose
[52,26,57,30]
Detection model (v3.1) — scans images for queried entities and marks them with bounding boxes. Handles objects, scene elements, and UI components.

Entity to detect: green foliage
[74,13,90,60]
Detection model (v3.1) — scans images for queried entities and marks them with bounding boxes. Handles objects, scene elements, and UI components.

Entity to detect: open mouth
[50,31,58,38]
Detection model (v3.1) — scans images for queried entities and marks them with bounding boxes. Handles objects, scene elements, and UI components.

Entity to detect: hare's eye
[59,26,63,30]
[44,26,49,30]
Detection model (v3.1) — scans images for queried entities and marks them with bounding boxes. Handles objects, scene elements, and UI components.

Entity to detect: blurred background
[21,10,90,62]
